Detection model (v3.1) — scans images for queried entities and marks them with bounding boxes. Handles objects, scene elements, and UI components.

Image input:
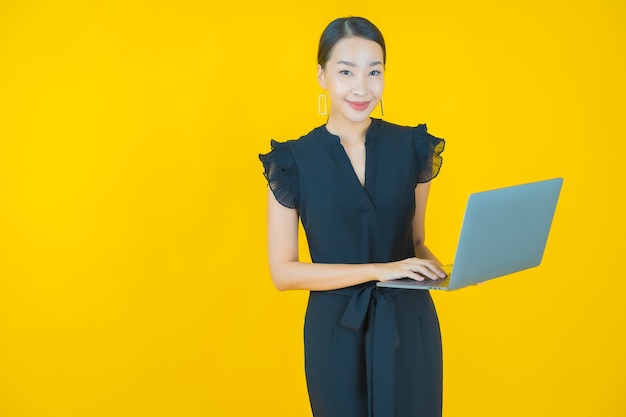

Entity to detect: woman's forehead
[328,37,384,65]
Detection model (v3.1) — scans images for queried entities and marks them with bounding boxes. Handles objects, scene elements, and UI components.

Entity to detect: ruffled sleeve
[413,124,445,183]
[258,140,299,209]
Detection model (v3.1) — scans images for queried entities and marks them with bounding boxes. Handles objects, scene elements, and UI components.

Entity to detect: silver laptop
[377,178,563,291]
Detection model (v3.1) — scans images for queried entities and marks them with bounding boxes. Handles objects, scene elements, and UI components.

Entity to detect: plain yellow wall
[1,1,624,416]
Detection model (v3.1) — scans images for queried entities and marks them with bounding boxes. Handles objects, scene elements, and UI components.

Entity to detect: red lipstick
[347,101,371,111]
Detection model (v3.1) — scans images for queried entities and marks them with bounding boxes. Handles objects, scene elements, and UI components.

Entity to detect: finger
[403,259,445,280]
[432,265,447,279]
[409,263,446,280]
[403,271,425,281]
[418,261,447,279]
[409,266,440,281]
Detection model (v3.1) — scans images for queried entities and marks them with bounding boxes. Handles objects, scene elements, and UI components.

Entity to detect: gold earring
[380,97,385,117]
[318,92,327,116]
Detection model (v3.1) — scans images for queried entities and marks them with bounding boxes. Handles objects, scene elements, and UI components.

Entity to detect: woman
[259,17,446,417]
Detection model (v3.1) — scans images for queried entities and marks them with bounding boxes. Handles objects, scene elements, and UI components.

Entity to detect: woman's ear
[317,64,327,90]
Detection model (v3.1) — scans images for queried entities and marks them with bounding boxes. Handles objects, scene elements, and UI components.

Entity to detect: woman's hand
[374,257,447,282]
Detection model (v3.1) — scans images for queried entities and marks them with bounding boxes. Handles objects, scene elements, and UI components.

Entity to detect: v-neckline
[339,140,366,188]
[319,119,379,208]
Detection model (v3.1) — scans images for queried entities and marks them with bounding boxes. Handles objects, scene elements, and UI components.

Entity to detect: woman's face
[318,36,385,125]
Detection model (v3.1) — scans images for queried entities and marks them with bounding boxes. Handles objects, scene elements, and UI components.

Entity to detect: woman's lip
[347,100,371,111]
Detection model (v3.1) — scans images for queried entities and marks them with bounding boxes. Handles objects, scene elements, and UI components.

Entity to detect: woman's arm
[266,189,446,291]
[412,182,444,266]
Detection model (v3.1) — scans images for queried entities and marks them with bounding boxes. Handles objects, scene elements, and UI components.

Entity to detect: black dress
[259,118,445,417]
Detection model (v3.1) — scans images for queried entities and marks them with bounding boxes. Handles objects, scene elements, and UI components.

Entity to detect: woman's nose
[352,75,366,96]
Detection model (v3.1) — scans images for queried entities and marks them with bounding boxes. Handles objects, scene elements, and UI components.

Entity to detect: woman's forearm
[269,261,379,291]
[269,254,446,292]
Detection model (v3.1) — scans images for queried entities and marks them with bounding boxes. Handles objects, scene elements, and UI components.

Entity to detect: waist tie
[334,284,405,417]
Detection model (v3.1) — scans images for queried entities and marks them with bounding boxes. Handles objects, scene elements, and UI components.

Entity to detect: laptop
[377,178,563,291]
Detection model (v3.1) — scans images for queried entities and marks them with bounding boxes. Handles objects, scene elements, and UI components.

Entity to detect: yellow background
[1,1,624,416]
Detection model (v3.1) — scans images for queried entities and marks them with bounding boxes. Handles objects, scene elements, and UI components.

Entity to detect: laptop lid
[377,178,563,290]
[446,177,563,289]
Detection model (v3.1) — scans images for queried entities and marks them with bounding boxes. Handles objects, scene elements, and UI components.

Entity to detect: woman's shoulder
[375,118,431,138]
[269,125,326,148]
[375,119,444,150]
[258,125,328,209]
[258,124,326,175]
[373,118,445,183]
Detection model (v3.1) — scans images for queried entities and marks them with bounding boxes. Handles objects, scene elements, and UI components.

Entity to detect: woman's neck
[325,115,372,145]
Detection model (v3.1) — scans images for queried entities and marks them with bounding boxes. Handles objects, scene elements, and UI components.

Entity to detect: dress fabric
[259,118,445,417]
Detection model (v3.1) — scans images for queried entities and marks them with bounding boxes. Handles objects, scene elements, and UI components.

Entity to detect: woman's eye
[370,70,381,76]
[339,70,351,75]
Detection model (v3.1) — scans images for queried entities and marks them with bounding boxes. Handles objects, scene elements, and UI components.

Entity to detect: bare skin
[266,36,446,291]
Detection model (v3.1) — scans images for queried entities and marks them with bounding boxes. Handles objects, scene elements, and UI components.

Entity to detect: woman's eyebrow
[336,60,383,67]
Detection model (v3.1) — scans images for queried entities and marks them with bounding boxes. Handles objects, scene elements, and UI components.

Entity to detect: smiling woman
[259,16,446,417]
[318,37,385,130]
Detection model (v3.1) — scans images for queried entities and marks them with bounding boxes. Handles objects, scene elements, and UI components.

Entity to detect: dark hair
[317,17,386,68]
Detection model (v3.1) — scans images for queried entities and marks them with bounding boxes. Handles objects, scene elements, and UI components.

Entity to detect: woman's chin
[333,110,375,124]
